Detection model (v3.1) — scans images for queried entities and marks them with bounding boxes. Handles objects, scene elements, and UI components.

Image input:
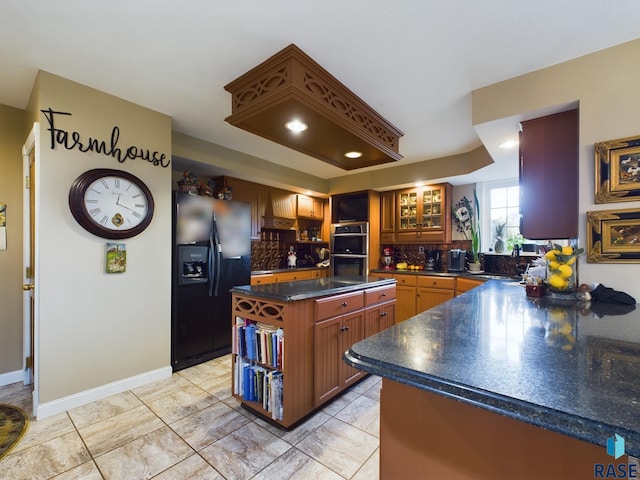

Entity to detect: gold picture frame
[586,209,640,263]
[595,135,640,203]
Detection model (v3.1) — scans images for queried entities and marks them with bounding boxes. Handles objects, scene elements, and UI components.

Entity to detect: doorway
[22,123,39,417]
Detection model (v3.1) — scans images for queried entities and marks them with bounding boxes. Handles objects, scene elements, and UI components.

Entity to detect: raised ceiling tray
[224,44,403,171]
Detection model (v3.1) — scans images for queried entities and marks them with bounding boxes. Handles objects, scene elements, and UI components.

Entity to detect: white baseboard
[0,369,24,387]
[36,366,172,419]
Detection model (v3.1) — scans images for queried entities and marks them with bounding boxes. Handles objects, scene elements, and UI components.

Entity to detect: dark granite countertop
[231,276,396,302]
[345,279,640,456]
[251,266,329,275]
[370,268,520,281]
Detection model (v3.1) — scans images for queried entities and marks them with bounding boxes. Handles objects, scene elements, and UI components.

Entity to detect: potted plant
[494,222,506,253]
[452,188,481,270]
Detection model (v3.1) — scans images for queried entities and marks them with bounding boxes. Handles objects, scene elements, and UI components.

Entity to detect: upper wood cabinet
[297,194,325,219]
[395,183,452,244]
[519,109,578,239]
[216,176,265,240]
[380,191,396,243]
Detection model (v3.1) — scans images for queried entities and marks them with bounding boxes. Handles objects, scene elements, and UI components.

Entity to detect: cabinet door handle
[381,293,386,297]
[342,302,348,307]
[339,326,350,332]
[381,312,387,317]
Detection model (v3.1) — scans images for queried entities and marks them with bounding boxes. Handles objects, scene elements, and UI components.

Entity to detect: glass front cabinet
[396,183,452,243]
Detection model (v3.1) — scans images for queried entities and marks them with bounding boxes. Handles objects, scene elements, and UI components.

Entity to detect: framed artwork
[595,135,640,203]
[586,209,640,263]
[106,243,126,273]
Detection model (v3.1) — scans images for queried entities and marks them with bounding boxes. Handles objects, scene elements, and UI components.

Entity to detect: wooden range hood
[224,44,404,171]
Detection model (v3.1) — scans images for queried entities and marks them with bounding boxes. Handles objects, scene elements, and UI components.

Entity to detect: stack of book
[233,358,284,420]
[232,318,284,369]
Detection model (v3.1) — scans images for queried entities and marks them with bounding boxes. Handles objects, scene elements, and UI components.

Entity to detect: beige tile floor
[0,355,381,480]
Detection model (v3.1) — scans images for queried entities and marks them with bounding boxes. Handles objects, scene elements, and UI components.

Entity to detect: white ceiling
[2,1,640,185]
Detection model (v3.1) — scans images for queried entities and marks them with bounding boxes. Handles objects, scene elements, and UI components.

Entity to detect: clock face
[69,169,154,239]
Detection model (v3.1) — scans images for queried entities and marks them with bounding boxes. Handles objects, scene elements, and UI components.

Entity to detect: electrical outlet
[419,246,425,254]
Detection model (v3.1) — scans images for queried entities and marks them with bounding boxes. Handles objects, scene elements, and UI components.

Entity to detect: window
[479,179,521,253]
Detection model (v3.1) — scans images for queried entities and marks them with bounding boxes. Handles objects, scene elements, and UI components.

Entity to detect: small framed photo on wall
[106,243,126,273]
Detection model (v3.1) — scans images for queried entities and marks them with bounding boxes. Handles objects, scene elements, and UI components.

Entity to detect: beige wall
[0,105,26,378]
[173,130,493,197]
[473,37,640,300]
[32,72,172,412]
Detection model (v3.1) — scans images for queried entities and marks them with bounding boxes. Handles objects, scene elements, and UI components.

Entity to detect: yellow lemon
[549,274,568,290]
[545,250,560,261]
[566,255,577,265]
[548,308,568,322]
[561,246,574,255]
[558,321,573,335]
[548,260,561,271]
[558,264,573,278]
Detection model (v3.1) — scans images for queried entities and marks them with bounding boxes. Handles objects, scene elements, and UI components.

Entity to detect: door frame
[22,122,40,417]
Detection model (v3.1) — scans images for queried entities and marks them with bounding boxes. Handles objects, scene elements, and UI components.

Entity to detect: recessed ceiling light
[498,140,519,149]
[284,119,308,133]
[344,151,363,159]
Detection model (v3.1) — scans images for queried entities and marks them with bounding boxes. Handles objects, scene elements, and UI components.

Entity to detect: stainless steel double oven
[330,222,368,277]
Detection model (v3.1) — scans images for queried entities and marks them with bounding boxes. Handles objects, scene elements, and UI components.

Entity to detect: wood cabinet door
[395,285,417,322]
[417,287,455,313]
[365,302,396,337]
[397,188,419,233]
[340,310,365,388]
[311,197,325,220]
[222,177,262,240]
[380,191,396,234]
[520,109,578,239]
[314,315,343,405]
[314,309,365,405]
[297,194,313,218]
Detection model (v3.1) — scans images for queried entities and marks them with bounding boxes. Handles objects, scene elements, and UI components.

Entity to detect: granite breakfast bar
[345,279,640,479]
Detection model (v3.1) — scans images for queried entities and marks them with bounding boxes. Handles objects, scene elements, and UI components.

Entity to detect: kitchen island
[345,279,640,479]
[230,276,396,428]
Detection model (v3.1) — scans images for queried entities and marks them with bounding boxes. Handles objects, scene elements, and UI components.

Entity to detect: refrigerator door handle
[208,236,215,297]
[212,219,222,297]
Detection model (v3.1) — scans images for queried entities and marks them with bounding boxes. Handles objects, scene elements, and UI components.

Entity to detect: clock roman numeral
[134,203,145,208]
[89,208,101,216]
[90,188,101,195]
[133,194,142,198]
[100,179,109,189]
[100,215,109,225]
[114,178,120,189]
[132,211,142,219]
[86,199,98,204]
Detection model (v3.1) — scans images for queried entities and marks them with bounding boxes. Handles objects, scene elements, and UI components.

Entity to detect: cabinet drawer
[251,274,276,285]
[276,270,312,282]
[393,274,417,287]
[315,291,364,320]
[417,275,455,290]
[365,285,396,306]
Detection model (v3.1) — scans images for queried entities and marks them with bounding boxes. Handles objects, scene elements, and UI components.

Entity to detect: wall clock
[68,168,155,239]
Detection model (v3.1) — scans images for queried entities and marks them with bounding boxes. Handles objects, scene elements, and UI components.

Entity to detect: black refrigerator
[171,192,251,372]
